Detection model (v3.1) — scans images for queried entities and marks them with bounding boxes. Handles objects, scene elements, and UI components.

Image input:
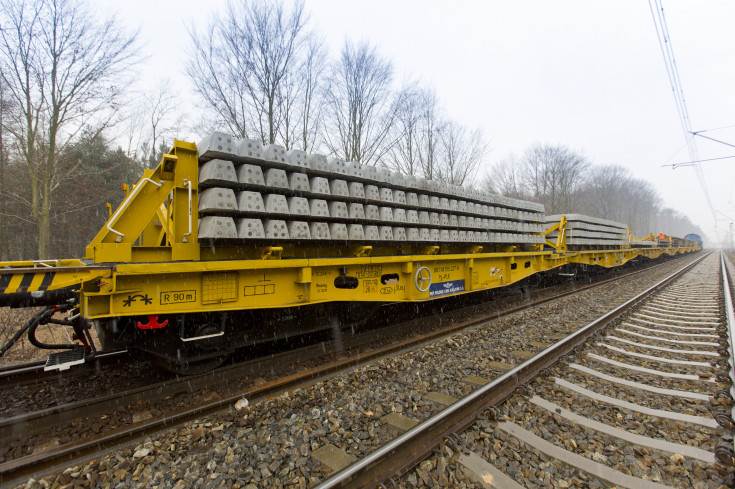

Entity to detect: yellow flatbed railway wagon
[0,134,701,372]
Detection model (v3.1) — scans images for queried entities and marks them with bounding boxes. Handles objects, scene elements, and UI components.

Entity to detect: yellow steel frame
[0,261,111,295]
[84,140,200,263]
[543,215,568,252]
[77,244,696,319]
[0,140,701,320]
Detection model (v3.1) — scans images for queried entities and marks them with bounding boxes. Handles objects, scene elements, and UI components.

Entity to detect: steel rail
[314,251,710,488]
[718,252,735,465]
[0,253,701,486]
[0,350,128,390]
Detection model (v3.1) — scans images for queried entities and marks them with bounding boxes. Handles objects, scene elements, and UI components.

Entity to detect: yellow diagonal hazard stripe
[0,272,57,294]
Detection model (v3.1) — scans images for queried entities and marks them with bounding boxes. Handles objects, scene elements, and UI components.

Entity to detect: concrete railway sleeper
[315,251,734,488]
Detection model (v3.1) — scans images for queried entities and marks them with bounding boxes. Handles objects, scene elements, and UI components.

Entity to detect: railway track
[0,351,130,392]
[317,250,733,488]
[1,252,714,488]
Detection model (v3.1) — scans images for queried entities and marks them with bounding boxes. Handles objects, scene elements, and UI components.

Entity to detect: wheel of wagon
[158,313,233,374]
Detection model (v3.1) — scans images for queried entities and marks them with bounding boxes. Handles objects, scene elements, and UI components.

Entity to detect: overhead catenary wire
[656,3,694,151]
[648,0,717,229]
[694,123,735,134]
[661,155,735,169]
[691,132,735,150]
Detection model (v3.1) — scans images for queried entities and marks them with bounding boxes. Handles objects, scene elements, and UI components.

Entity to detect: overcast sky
[98,0,735,244]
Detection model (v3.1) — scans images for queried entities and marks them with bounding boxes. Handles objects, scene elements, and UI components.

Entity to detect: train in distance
[684,234,703,247]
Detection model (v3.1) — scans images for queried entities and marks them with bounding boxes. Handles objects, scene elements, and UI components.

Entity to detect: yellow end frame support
[85,140,200,263]
[543,215,567,252]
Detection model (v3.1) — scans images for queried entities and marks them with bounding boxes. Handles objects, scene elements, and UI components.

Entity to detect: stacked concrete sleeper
[545,214,655,248]
[196,132,546,245]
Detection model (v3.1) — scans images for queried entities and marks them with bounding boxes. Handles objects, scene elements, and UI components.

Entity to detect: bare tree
[187,20,248,138]
[277,60,299,151]
[576,164,629,221]
[0,75,9,260]
[586,165,626,216]
[384,85,421,176]
[572,164,663,236]
[141,82,183,168]
[416,90,441,180]
[483,154,526,199]
[486,144,700,239]
[0,0,138,258]
[568,161,681,237]
[653,207,703,239]
[522,143,588,214]
[386,89,486,186]
[385,87,443,178]
[620,177,660,236]
[188,0,308,145]
[123,81,184,168]
[277,33,327,151]
[323,40,404,164]
[485,143,587,213]
[297,35,327,152]
[436,120,487,186]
